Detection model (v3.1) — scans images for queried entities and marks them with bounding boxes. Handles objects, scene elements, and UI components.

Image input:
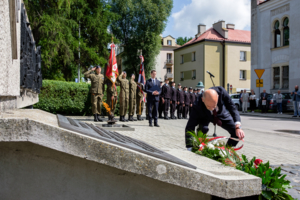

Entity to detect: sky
[162,0,251,39]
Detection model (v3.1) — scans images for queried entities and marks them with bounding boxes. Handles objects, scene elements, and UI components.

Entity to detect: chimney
[226,23,235,29]
[213,20,228,39]
[195,24,206,38]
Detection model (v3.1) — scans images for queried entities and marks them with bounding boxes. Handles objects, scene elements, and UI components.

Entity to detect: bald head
[202,89,219,111]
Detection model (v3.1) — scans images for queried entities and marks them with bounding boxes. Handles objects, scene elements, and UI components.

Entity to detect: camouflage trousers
[91,93,103,114]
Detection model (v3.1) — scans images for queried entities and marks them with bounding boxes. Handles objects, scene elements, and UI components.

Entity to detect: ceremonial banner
[138,55,146,102]
[106,43,119,87]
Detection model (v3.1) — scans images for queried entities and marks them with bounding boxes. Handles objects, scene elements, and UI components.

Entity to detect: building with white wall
[251,0,298,94]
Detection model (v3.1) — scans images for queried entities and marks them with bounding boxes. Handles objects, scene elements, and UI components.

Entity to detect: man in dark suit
[183,87,190,119]
[193,88,198,99]
[145,70,161,127]
[170,81,177,119]
[158,81,164,119]
[189,87,196,117]
[185,86,245,150]
[177,83,184,119]
[161,78,172,120]
[260,89,268,113]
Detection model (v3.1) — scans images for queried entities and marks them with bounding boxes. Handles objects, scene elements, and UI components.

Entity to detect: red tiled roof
[258,0,271,6]
[175,28,251,50]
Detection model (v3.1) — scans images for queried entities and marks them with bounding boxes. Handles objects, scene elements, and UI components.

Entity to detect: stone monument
[0,1,261,199]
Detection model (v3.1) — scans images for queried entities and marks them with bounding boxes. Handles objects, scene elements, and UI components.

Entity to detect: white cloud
[172,0,251,37]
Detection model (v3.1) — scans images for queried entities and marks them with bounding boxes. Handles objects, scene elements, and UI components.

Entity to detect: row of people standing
[155,78,203,120]
[84,66,145,122]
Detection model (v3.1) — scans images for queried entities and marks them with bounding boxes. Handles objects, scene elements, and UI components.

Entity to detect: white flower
[219,150,226,157]
[207,143,215,150]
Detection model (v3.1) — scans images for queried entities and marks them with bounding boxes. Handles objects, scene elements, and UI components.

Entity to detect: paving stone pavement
[69,114,300,199]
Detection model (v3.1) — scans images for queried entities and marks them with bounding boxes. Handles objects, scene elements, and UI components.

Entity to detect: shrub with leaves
[188,130,295,200]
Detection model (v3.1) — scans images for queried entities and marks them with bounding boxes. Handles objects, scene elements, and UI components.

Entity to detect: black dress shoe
[97,114,103,122]
[154,124,160,127]
[164,117,170,120]
[94,114,98,122]
[149,124,153,127]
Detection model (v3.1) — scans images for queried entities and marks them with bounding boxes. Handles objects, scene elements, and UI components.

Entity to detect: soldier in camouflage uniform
[117,71,129,122]
[128,74,137,121]
[84,66,105,122]
[105,78,119,121]
[136,83,145,121]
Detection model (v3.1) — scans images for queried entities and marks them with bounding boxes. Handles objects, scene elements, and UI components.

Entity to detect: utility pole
[78,21,80,82]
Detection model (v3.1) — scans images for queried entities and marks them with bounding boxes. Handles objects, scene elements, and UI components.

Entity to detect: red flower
[254,159,263,165]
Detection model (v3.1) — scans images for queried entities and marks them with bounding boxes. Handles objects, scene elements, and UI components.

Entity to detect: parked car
[230,93,259,111]
[268,93,293,112]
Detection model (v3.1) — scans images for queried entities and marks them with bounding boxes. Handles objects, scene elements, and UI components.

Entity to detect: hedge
[34,80,120,116]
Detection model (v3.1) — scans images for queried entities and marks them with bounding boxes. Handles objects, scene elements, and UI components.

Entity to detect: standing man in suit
[193,89,198,99]
[177,83,184,119]
[158,81,164,119]
[183,87,190,119]
[161,78,172,120]
[145,70,161,127]
[260,89,268,114]
[170,82,177,119]
[185,87,245,150]
[189,87,196,117]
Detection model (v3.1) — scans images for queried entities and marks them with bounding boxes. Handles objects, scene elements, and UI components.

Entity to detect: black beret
[95,65,101,69]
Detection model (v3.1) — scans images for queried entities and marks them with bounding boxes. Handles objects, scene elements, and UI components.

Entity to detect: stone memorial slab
[57,114,197,169]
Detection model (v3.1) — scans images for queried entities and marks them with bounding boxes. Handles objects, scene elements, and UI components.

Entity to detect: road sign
[254,69,265,79]
[256,79,263,87]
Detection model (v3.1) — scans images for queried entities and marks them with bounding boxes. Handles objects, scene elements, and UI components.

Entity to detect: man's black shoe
[97,114,103,122]
[159,116,164,119]
[94,114,98,122]
[164,117,170,120]
[119,116,123,121]
[146,116,149,120]
[128,115,133,121]
[149,124,153,127]
[154,124,160,127]
[137,115,142,121]
[292,115,297,117]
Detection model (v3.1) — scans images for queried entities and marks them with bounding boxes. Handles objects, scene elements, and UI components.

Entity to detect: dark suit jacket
[171,87,177,102]
[184,92,190,105]
[177,89,184,103]
[186,86,240,133]
[145,78,161,102]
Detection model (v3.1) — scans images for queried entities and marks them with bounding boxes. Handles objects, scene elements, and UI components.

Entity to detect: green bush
[34,80,120,116]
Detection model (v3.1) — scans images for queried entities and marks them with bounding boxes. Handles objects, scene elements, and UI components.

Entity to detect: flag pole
[111,35,114,111]
[139,50,142,116]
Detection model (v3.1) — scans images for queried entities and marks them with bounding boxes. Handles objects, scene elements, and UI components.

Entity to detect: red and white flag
[138,55,146,102]
[106,43,119,87]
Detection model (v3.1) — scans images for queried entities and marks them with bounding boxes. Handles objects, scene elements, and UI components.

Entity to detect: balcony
[165,73,174,79]
[166,59,173,65]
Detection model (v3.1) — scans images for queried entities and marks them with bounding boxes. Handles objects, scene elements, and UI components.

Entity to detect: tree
[110,0,173,78]
[176,37,193,46]
[24,0,118,81]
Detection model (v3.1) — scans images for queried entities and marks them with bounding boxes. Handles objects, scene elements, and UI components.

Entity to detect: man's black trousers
[147,100,159,125]
[183,104,189,118]
[158,99,163,117]
[164,98,170,117]
[185,118,239,148]
[170,101,176,117]
[177,103,183,118]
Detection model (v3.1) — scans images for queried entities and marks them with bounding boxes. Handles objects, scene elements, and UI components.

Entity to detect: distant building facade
[174,21,251,92]
[154,36,180,82]
[251,0,296,94]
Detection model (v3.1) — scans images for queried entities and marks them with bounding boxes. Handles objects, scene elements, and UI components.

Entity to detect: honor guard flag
[138,55,146,102]
[106,43,119,87]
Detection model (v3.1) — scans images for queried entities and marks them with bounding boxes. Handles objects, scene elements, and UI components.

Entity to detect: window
[192,70,196,79]
[239,70,246,79]
[180,72,184,80]
[181,55,184,64]
[273,67,280,89]
[282,66,289,89]
[274,21,281,48]
[167,68,171,73]
[167,53,172,63]
[283,17,289,46]
[167,40,172,45]
[240,51,246,61]
[192,52,196,61]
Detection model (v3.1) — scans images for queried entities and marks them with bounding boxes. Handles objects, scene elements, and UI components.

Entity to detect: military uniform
[177,88,184,119]
[136,85,145,120]
[84,69,105,121]
[129,79,137,121]
[106,79,119,120]
[183,90,190,119]
[170,86,177,119]
[161,83,172,119]
[117,74,129,121]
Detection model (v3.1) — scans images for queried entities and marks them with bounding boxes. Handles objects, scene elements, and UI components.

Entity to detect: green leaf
[261,191,273,200]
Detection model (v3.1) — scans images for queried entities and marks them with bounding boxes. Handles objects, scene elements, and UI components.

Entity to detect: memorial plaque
[57,114,196,169]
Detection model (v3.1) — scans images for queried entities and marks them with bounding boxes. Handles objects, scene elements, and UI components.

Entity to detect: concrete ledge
[0,110,262,199]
